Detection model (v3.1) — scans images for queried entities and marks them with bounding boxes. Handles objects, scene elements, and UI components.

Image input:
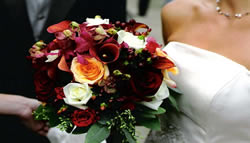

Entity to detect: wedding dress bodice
[146,42,250,143]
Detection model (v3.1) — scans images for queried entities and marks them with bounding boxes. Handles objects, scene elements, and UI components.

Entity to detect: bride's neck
[220,0,250,13]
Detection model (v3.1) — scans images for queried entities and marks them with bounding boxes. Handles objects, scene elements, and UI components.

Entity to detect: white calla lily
[140,81,170,110]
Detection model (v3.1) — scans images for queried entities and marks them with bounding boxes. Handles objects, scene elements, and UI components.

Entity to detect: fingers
[38,128,49,136]
[36,121,49,136]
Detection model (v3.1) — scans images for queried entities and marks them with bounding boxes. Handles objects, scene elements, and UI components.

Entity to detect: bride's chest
[165,43,250,126]
[171,25,250,69]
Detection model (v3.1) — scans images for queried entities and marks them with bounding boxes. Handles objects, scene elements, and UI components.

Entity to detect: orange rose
[71,57,109,84]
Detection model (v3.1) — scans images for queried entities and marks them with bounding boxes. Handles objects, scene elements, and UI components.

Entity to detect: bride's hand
[0,94,49,136]
[18,97,49,136]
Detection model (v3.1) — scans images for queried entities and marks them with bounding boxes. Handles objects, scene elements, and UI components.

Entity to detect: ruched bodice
[146,42,250,143]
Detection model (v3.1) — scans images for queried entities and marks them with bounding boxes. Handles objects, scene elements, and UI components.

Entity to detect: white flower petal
[63,83,92,109]
[154,81,170,100]
[117,30,145,50]
[86,18,109,26]
[140,100,163,110]
[140,81,169,110]
[45,50,59,62]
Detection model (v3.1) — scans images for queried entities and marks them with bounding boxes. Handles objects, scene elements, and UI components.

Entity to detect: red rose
[33,71,55,102]
[54,87,65,100]
[130,69,163,98]
[72,109,96,127]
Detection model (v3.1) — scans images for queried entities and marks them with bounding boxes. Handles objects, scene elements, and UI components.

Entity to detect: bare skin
[161,0,250,70]
[0,94,49,136]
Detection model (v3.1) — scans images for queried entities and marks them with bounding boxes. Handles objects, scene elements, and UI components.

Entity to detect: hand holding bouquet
[29,16,178,143]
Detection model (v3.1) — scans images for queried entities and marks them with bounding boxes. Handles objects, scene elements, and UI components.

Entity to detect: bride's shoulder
[161,0,207,22]
[161,0,211,41]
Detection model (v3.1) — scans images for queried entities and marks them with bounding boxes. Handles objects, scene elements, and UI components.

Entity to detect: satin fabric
[156,42,250,143]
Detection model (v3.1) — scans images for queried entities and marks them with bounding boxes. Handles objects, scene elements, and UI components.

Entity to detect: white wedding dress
[47,128,107,143]
[146,42,250,143]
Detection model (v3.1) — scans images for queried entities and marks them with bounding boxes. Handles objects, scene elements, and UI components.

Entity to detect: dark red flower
[47,39,76,60]
[145,37,161,54]
[90,38,120,63]
[130,70,163,98]
[123,19,150,36]
[54,87,65,100]
[72,109,97,127]
[121,102,135,111]
[33,71,55,102]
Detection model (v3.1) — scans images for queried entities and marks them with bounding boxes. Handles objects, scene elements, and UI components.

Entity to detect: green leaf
[97,113,113,125]
[72,126,89,134]
[48,115,60,128]
[134,111,156,118]
[136,117,161,131]
[122,128,136,143]
[169,95,180,112]
[138,35,145,40]
[85,123,110,143]
[134,104,166,115]
[155,107,166,114]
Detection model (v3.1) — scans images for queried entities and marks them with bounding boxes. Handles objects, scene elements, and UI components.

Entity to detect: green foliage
[138,35,145,41]
[134,104,166,115]
[85,123,110,143]
[169,95,180,112]
[122,129,136,143]
[136,117,161,131]
[57,117,73,132]
[33,104,60,127]
[72,126,90,134]
[33,105,50,121]
[133,104,165,131]
[97,114,113,125]
[107,110,136,143]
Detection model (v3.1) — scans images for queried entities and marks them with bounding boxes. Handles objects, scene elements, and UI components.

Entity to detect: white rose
[86,17,109,26]
[63,83,92,109]
[117,30,145,50]
[140,81,170,110]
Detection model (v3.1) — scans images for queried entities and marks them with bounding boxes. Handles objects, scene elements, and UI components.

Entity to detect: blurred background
[127,0,169,45]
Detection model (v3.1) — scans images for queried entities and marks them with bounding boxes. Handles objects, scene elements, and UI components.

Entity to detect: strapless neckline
[167,41,250,72]
[146,41,250,143]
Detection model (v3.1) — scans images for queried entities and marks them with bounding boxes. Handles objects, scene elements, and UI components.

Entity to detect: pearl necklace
[216,0,250,19]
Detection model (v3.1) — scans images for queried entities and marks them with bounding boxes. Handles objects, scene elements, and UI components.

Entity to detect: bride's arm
[0,94,49,136]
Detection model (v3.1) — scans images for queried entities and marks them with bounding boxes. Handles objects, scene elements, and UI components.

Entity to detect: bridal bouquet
[29,16,178,143]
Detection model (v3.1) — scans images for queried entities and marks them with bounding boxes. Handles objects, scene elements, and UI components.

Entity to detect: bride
[146,0,250,142]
